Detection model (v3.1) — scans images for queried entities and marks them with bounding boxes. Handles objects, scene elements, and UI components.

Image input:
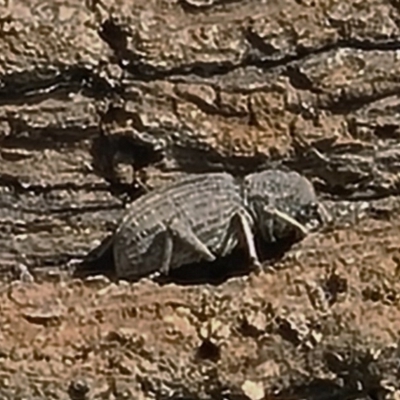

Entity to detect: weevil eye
[296,202,321,224]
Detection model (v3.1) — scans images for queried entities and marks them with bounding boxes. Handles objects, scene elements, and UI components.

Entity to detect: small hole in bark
[323,271,348,306]
[196,339,220,362]
[67,378,90,400]
[276,318,302,347]
[362,287,381,302]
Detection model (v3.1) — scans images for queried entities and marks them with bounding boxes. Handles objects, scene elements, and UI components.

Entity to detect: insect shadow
[73,233,299,286]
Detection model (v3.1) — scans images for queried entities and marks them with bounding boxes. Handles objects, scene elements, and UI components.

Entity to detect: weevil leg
[264,206,309,238]
[219,211,261,271]
[159,229,174,275]
[236,211,262,271]
[159,217,217,276]
[317,202,332,225]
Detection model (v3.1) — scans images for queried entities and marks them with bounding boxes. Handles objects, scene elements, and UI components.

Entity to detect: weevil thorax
[242,170,323,242]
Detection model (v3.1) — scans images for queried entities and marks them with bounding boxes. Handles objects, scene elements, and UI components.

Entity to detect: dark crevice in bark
[98,19,400,81]
[0,64,121,104]
[0,39,397,108]
[1,127,100,149]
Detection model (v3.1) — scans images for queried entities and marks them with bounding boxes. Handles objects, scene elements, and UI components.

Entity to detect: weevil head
[243,170,328,242]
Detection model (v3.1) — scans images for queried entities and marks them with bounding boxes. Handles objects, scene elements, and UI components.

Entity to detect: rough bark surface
[1,0,400,399]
